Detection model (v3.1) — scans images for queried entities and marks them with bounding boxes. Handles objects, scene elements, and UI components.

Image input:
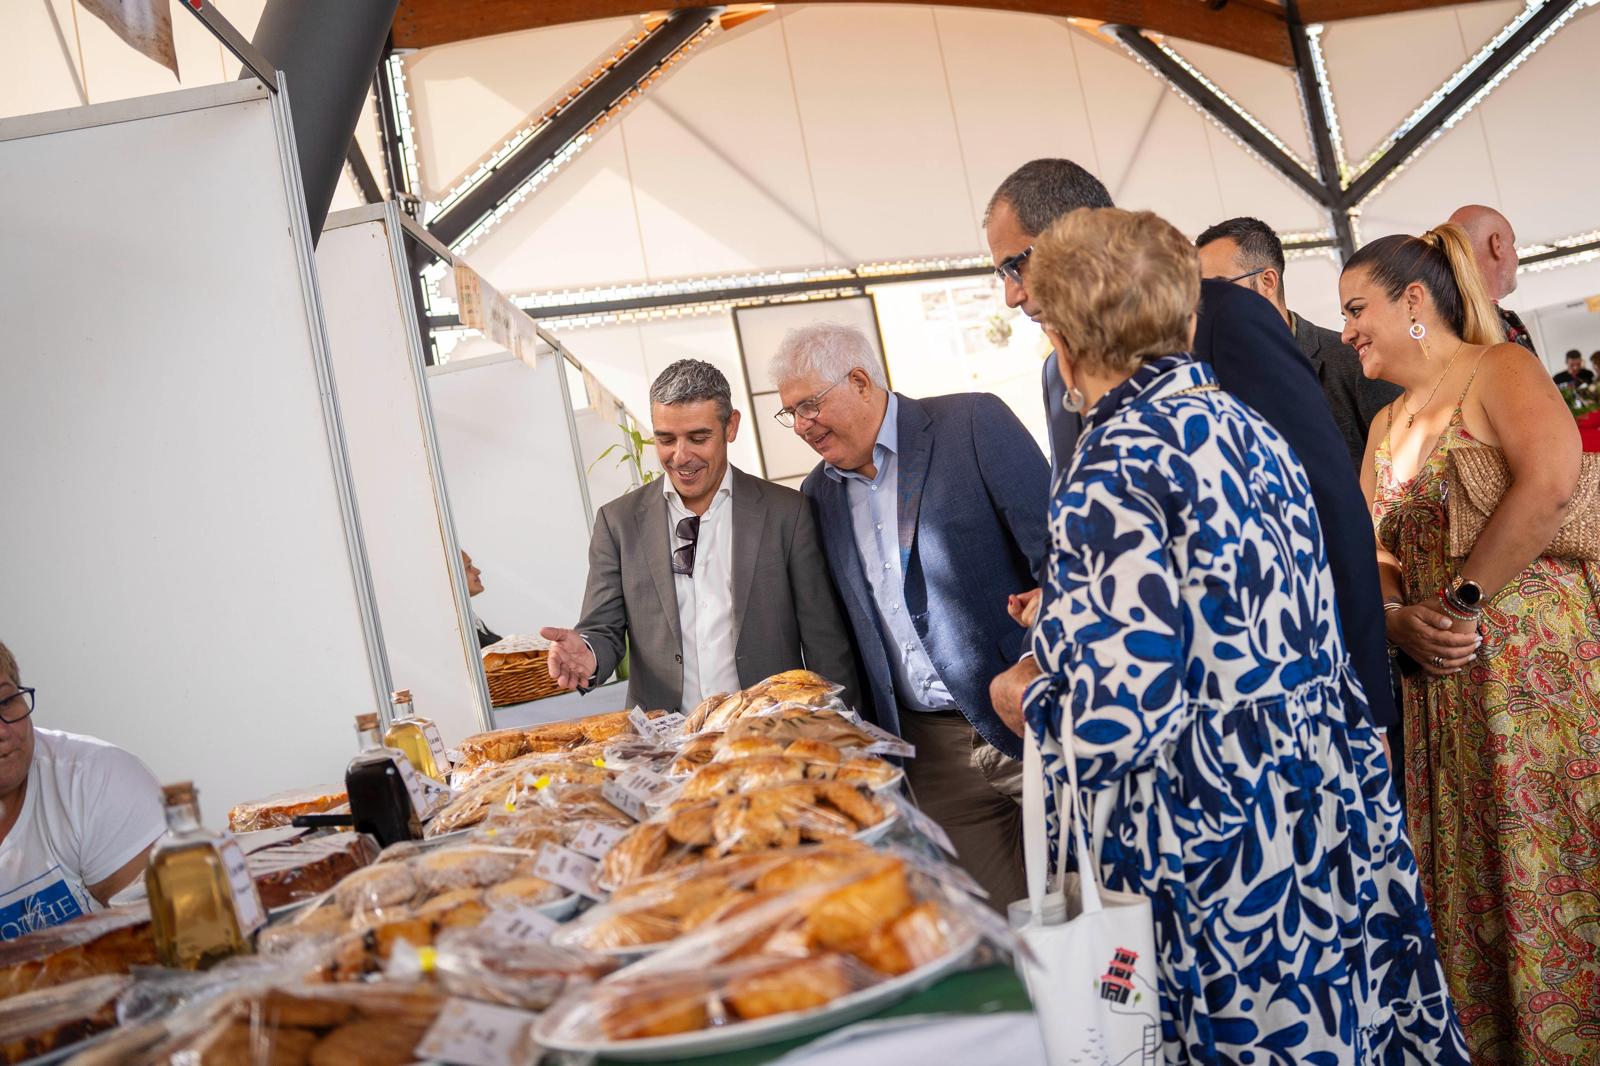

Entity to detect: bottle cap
[355,713,380,730]
[161,781,196,805]
[390,690,412,703]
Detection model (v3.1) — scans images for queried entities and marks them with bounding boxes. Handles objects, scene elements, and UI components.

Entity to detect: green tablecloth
[594,965,1032,1066]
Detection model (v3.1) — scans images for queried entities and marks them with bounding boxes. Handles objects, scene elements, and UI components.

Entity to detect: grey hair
[0,641,16,687]
[769,323,886,390]
[649,359,733,424]
[984,158,1114,236]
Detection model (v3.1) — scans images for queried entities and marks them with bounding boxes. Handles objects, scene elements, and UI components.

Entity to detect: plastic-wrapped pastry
[783,739,842,777]
[724,953,856,1019]
[249,832,379,911]
[227,786,348,833]
[599,822,671,887]
[0,908,155,1002]
[836,755,900,789]
[0,974,127,1064]
[666,733,723,777]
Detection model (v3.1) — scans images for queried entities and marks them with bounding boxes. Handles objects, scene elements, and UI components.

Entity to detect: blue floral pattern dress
[1022,356,1466,1064]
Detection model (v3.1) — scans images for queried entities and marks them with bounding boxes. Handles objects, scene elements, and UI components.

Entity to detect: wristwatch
[1449,575,1484,612]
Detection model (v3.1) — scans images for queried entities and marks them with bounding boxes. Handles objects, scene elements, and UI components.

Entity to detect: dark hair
[985,159,1113,236]
[1342,224,1504,346]
[1195,217,1286,278]
[649,359,733,424]
[1567,349,1584,362]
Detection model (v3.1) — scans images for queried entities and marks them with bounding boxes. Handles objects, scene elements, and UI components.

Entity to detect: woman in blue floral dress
[991,208,1466,1064]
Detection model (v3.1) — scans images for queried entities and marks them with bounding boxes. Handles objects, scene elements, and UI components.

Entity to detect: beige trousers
[898,709,1026,912]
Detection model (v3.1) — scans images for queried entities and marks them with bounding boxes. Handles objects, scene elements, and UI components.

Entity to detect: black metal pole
[248,0,401,243]
[1285,0,1355,260]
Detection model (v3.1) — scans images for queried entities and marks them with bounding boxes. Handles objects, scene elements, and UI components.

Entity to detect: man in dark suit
[772,323,1048,907]
[543,360,860,714]
[1196,217,1400,469]
[983,159,1398,742]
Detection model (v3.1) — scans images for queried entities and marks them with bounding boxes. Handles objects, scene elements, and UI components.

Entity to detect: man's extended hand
[540,627,597,690]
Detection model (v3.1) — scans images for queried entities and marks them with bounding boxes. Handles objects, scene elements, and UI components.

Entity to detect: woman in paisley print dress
[991,207,1466,1064]
[1342,225,1600,1064]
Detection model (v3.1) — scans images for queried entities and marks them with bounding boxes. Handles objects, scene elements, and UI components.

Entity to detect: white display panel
[318,205,492,742]
[0,81,388,818]
[427,353,595,659]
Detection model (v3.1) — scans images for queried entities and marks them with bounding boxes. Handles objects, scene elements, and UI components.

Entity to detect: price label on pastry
[416,997,539,1066]
[628,707,653,735]
[569,820,627,860]
[855,719,916,758]
[421,722,453,770]
[646,712,686,738]
[602,767,679,821]
[217,837,266,934]
[534,843,600,898]
[386,748,433,817]
[479,904,559,944]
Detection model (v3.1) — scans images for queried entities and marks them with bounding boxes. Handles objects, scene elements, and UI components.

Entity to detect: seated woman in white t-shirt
[0,641,165,940]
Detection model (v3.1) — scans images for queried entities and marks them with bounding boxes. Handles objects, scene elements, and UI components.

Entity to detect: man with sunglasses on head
[542,359,859,715]
[772,323,1048,908]
[1196,216,1399,468]
[0,640,165,938]
[983,159,1400,768]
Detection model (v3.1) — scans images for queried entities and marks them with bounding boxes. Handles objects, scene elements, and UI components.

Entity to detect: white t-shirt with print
[0,728,164,941]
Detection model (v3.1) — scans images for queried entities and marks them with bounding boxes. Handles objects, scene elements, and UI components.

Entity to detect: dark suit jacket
[574,466,861,714]
[802,392,1049,760]
[1039,280,1399,729]
[1291,310,1402,470]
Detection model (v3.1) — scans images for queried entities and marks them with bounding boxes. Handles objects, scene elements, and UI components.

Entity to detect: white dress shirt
[665,466,741,708]
[823,393,955,712]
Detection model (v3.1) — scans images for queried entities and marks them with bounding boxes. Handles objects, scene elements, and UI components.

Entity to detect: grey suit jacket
[573,465,861,714]
[1292,310,1401,470]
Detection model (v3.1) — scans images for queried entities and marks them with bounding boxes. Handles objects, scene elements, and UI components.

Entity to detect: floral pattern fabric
[1023,355,1466,1064]
[1374,411,1600,1064]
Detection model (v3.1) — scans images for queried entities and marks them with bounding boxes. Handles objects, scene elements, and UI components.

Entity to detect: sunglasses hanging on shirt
[672,516,701,577]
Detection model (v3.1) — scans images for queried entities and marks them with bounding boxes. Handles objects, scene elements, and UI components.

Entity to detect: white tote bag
[1011,717,1162,1066]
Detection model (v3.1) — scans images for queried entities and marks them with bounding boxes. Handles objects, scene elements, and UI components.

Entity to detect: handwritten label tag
[646,711,686,739]
[416,998,538,1066]
[421,721,452,770]
[602,767,679,821]
[479,904,560,944]
[383,747,433,817]
[534,843,600,898]
[217,837,266,934]
[855,719,916,758]
[569,821,627,860]
[627,707,653,735]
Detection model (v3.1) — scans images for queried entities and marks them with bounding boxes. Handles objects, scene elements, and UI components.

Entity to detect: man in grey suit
[1196,216,1400,469]
[542,360,860,714]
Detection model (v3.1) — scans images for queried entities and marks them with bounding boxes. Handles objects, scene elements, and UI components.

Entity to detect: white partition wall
[0,81,389,817]
[427,352,595,650]
[318,204,492,742]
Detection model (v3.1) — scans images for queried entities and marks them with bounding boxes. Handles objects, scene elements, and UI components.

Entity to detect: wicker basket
[482,636,573,707]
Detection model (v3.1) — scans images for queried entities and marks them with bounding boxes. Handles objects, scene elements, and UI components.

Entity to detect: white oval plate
[533,933,979,1061]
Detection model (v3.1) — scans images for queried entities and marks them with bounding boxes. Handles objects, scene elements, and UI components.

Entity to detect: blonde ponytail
[1423,224,1505,346]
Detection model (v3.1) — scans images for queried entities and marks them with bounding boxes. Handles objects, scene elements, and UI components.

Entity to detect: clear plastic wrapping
[226,786,349,833]
[247,832,379,911]
[0,906,155,1001]
[679,747,901,800]
[0,973,126,1063]
[681,671,847,734]
[536,847,990,1049]
[427,753,612,836]
[385,927,614,1010]
[597,780,894,890]
[449,709,669,784]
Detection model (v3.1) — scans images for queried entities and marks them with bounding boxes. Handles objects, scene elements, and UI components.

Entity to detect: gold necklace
[1401,339,1466,429]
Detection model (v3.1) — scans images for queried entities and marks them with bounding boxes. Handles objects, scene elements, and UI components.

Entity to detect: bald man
[1447,204,1537,355]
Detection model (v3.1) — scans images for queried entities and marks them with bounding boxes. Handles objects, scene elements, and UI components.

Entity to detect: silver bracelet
[1382,601,1404,614]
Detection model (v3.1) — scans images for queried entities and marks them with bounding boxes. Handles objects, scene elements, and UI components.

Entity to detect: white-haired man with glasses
[0,640,164,938]
[773,324,1049,908]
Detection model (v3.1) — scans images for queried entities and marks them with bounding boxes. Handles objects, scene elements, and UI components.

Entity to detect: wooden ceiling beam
[391,0,1294,65]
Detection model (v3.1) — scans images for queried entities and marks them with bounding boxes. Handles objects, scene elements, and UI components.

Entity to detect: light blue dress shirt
[823,393,955,712]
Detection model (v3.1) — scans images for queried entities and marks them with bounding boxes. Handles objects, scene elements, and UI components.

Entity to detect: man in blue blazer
[772,323,1048,907]
[984,159,1399,746]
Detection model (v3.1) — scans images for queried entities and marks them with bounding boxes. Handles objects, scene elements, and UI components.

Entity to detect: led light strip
[383,53,424,211]
[1345,0,1597,205]
[1517,228,1600,272]
[1302,24,1349,179]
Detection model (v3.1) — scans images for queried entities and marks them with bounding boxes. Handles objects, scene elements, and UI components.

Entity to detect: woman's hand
[990,657,1043,736]
[1386,600,1479,676]
[1007,588,1042,628]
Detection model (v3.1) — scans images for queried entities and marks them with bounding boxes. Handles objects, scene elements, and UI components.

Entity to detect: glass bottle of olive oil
[382,689,451,781]
[145,781,265,970]
[346,712,426,847]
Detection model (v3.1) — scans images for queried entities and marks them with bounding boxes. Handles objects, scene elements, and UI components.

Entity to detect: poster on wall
[732,296,887,487]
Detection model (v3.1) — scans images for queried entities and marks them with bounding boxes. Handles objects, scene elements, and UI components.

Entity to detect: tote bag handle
[1023,705,1104,919]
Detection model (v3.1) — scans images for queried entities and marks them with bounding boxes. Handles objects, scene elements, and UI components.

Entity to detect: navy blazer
[802,392,1049,759]
[1039,280,1399,730]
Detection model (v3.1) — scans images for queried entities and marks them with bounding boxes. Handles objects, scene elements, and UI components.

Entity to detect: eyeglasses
[1223,267,1266,285]
[994,246,1033,285]
[0,687,35,725]
[775,373,851,428]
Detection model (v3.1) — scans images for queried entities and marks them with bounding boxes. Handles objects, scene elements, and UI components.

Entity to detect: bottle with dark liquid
[383,689,450,781]
[145,781,264,970]
[346,712,425,847]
